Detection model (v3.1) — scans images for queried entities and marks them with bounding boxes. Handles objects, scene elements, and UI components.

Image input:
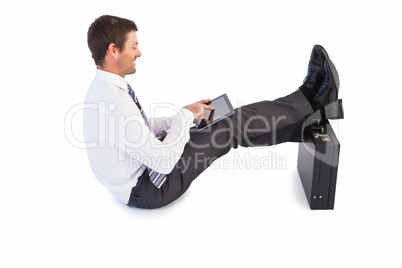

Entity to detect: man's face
[116,30,142,77]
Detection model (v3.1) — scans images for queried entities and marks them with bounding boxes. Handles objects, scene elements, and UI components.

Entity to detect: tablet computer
[194,93,235,131]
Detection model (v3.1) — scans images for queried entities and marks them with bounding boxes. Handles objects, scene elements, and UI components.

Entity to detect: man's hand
[184,99,215,120]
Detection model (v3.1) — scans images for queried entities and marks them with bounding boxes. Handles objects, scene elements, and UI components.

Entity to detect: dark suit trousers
[128,90,313,208]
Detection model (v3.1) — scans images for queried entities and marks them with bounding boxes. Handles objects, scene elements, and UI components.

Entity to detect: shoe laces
[300,75,317,91]
[301,70,323,91]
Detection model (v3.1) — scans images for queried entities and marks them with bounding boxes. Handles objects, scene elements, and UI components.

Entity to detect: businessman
[84,15,341,209]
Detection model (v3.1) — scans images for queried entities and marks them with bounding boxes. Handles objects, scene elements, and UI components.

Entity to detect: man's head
[87,15,141,77]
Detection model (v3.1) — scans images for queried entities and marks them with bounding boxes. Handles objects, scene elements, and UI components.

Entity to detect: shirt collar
[95,69,129,91]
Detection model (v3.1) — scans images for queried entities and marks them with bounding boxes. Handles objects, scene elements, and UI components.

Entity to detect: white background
[1,0,401,267]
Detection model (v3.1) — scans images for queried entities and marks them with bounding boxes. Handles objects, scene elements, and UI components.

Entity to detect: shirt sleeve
[107,99,194,174]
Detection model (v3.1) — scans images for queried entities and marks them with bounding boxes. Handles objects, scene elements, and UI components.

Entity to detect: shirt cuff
[181,107,195,122]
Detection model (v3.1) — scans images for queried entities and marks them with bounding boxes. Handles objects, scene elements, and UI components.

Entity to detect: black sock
[300,86,318,110]
[299,86,314,100]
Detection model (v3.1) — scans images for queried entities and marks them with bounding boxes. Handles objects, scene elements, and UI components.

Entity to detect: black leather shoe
[300,45,330,92]
[308,44,329,73]
[314,59,344,119]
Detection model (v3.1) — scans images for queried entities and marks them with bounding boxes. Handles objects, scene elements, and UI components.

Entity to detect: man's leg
[132,89,313,209]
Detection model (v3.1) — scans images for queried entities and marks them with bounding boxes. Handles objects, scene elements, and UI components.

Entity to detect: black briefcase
[297,119,340,210]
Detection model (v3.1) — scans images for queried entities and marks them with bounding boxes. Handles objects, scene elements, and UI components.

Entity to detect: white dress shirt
[83,69,194,204]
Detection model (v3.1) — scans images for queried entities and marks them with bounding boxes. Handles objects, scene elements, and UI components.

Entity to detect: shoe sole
[326,58,340,89]
[323,60,343,119]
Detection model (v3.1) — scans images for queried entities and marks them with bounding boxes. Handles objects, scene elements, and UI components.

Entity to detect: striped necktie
[127,84,149,127]
[127,84,167,189]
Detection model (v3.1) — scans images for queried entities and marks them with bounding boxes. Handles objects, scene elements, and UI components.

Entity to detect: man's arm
[148,99,214,137]
[110,98,213,175]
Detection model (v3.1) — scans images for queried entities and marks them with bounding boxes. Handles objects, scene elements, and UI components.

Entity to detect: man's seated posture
[83,15,341,209]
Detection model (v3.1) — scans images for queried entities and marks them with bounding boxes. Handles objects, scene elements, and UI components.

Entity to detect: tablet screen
[194,93,235,131]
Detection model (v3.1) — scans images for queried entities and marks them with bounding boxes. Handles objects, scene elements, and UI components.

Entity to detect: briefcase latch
[314,133,330,141]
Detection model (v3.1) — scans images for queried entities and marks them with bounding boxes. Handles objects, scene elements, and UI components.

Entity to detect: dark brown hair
[87,15,138,66]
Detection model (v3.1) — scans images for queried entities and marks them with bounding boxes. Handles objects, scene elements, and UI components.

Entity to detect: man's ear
[106,43,119,60]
